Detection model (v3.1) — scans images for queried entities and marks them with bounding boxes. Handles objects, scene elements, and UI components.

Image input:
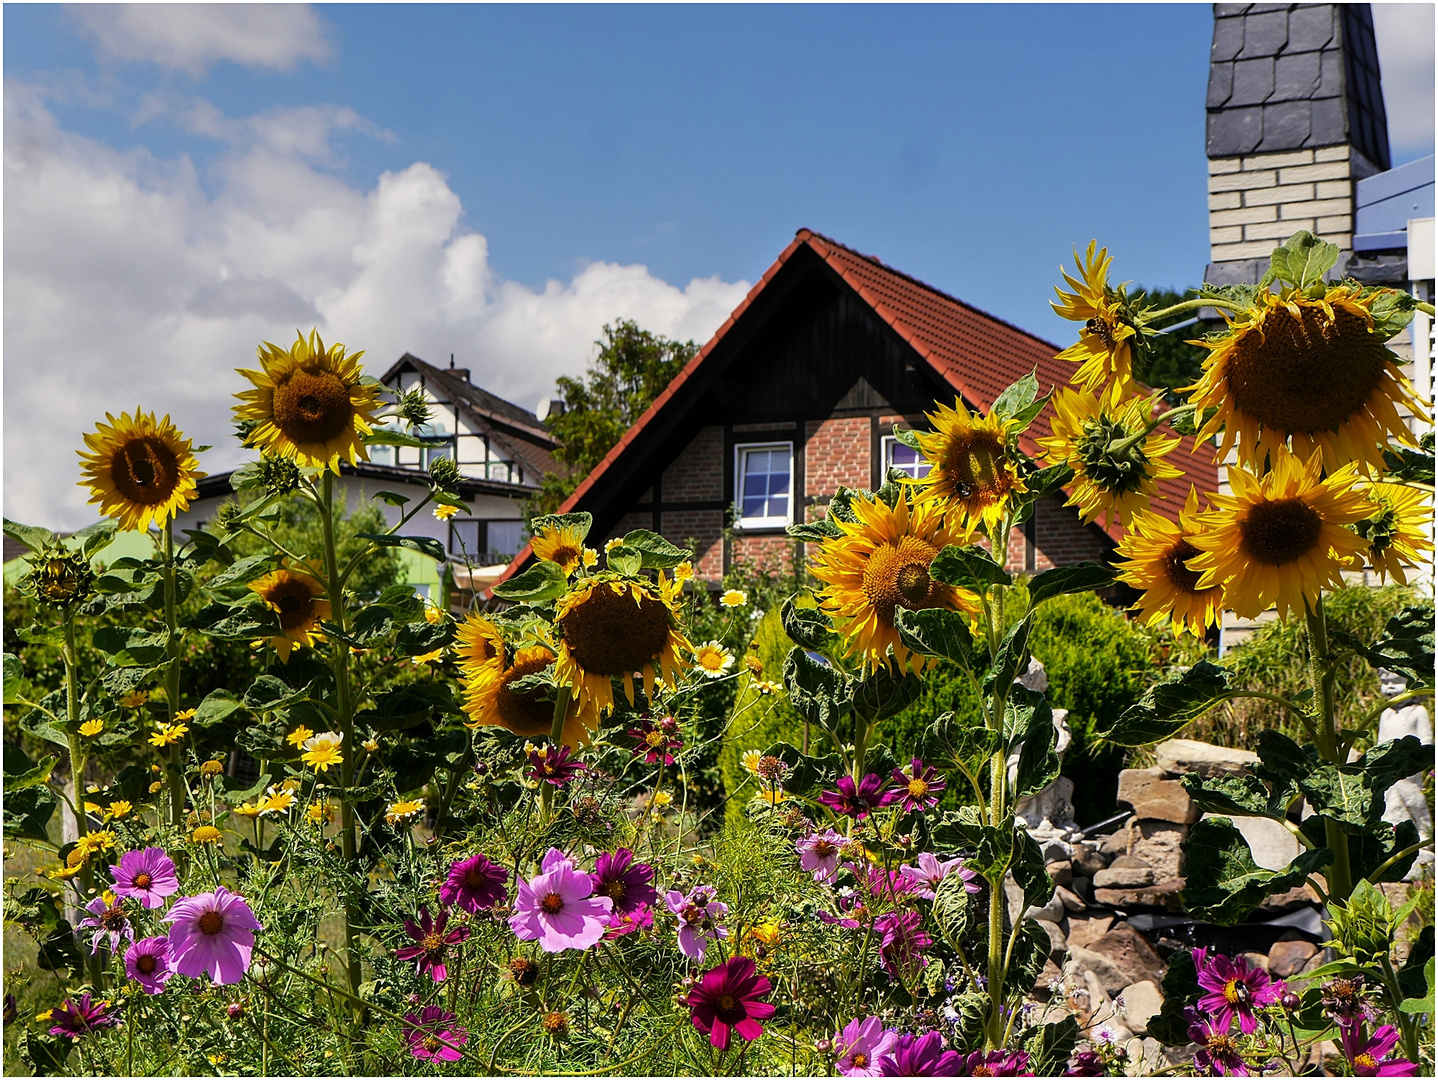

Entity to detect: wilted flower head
[79,891,135,955]
[1322,974,1377,1025]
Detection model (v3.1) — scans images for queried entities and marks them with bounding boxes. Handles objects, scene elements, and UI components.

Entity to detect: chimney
[1205,3,1390,285]
[447,353,470,383]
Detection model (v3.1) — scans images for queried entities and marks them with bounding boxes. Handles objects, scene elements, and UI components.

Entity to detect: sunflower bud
[28,549,94,609]
[213,501,244,533]
[395,388,432,429]
[428,456,462,494]
[259,454,301,496]
[1327,880,1395,964]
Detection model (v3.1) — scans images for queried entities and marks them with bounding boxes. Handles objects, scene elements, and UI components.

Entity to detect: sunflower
[1187,285,1424,472]
[532,522,588,576]
[810,493,979,672]
[1036,386,1183,528]
[234,329,380,472]
[1115,488,1224,637]
[912,399,1025,534]
[552,575,689,723]
[1186,447,1370,619]
[454,613,505,674]
[462,644,592,748]
[249,567,330,661]
[1051,242,1137,405]
[78,410,204,532]
[1356,483,1433,585]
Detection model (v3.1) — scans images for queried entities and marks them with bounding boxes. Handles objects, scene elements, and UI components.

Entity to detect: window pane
[449,520,481,556]
[886,440,931,480]
[739,445,791,522]
[488,521,524,558]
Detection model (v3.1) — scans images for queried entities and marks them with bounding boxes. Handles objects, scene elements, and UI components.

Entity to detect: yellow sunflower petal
[77,409,205,531]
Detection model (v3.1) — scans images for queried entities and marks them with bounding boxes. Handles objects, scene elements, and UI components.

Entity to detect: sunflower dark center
[133,872,153,889]
[496,652,556,733]
[942,434,1012,506]
[550,544,581,569]
[1163,539,1207,593]
[272,367,354,445]
[111,436,181,506]
[1240,497,1324,565]
[1224,304,1387,435]
[559,586,671,675]
[268,582,316,631]
[540,892,565,915]
[136,954,157,975]
[198,910,225,936]
[862,537,943,622]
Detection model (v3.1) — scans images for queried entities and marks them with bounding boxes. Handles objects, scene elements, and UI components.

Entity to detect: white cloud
[71,4,333,77]
[3,84,749,530]
[1372,3,1436,153]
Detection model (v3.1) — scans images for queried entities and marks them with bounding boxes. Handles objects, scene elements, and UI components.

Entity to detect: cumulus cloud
[1372,3,1436,154]
[71,4,333,77]
[3,86,749,529]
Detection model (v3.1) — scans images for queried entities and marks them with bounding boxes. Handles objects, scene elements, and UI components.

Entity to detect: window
[882,435,931,480]
[449,519,527,562]
[735,442,793,528]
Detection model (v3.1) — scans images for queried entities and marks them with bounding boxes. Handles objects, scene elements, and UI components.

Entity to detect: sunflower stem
[1416,301,1435,317]
[1140,297,1244,323]
[1107,402,1197,457]
[1305,595,1353,904]
[162,522,185,830]
[60,613,104,990]
[540,688,572,819]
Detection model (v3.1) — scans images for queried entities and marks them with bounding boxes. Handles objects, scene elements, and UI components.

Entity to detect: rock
[1268,938,1318,978]
[1066,915,1113,949]
[1093,879,1185,913]
[1056,885,1087,913]
[1118,980,1164,1036]
[1094,864,1154,888]
[1069,946,1133,997]
[1204,813,1299,871]
[1070,876,1092,900]
[1130,1037,1166,1077]
[1154,738,1257,777]
[1260,882,1323,910]
[1072,845,1107,877]
[1241,951,1270,972]
[1037,917,1068,958]
[1037,959,1064,998]
[1129,821,1188,881]
[1084,923,1168,991]
[1300,946,1334,975]
[1027,893,1067,924]
[1004,878,1026,923]
[1377,671,1435,880]
[1117,768,1199,825]
[1110,854,1151,870]
[1048,859,1073,885]
[1099,825,1131,856]
[1062,960,1114,1028]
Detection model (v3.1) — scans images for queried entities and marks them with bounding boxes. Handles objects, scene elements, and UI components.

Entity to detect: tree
[526,319,699,521]
[1130,286,1213,402]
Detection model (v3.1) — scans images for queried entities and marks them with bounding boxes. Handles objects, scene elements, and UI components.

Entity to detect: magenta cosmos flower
[589,848,657,915]
[666,884,729,961]
[48,993,119,1038]
[627,717,683,765]
[875,910,932,978]
[878,1031,961,1076]
[526,743,585,786]
[605,903,654,939]
[960,1049,1033,1076]
[898,852,975,900]
[819,773,890,819]
[834,1016,898,1077]
[79,892,135,955]
[1065,1050,1104,1076]
[124,936,173,995]
[796,829,846,882]
[1341,1023,1419,1077]
[109,847,179,909]
[404,1006,469,1062]
[686,955,774,1050]
[439,853,508,914]
[1186,1010,1249,1076]
[884,759,946,813]
[1194,947,1282,1035]
[396,907,470,981]
[510,848,613,952]
[165,887,263,985]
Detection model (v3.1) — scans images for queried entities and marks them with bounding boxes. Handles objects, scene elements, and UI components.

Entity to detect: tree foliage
[1131,286,1210,402]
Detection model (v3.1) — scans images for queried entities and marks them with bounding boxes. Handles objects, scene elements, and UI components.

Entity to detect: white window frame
[881,434,931,480]
[734,441,794,529]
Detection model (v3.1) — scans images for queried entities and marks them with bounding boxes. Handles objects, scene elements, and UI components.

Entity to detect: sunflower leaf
[891,427,924,451]
[1026,562,1116,607]
[622,529,692,569]
[207,553,281,590]
[1380,442,1435,485]
[852,662,922,724]
[491,560,569,603]
[991,372,1039,420]
[1180,772,1273,817]
[931,869,974,941]
[243,675,310,713]
[1299,764,1382,832]
[1361,736,1432,791]
[371,490,411,506]
[930,545,1011,590]
[1012,826,1055,908]
[529,512,593,543]
[2,519,55,554]
[1300,816,1420,883]
[605,545,643,577]
[1146,948,1204,1046]
[91,626,170,667]
[1098,660,1232,746]
[786,519,843,542]
[1179,817,1332,925]
[781,593,837,651]
[981,612,1033,699]
[1366,287,1418,340]
[2,653,23,706]
[1024,1017,1080,1077]
[1269,231,1340,290]
[895,607,976,669]
[395,619,453,657]
[358,533,446,563]
[194,689,244,728]
[782,647,852,732]
[70,521,119,559]
[1008,686,1060,799]
[363,429,449,448]
[1332,605,1435,689]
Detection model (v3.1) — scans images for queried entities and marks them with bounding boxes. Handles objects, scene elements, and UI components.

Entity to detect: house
[173,353,560,604]
[491,228,1220,594]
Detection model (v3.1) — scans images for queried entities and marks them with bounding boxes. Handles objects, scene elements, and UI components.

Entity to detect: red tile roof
[488,229,1218,594]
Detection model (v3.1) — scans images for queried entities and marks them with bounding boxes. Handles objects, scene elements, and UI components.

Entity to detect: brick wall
[1208,145,1366,262]
[662,426,724,502]
[1032,493,1111,568]
[806,417,871,500]
[661,509,724,579]
[731,534,798,578]
[607,511,653,544]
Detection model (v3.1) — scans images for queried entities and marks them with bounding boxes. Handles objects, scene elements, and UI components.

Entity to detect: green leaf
[782,647,852,732]
[991,372,1039,420]
[491,559,569,603]
[2,518,55,554]
[891,427,923,451]
[357,532,447,563]
[965,816,1018,884]
[1024,1017,1080,1077]
[1180,772,1272,817]
[529,511,592,543]
[208,553,280,590]
[1180,817,1333,925]
[372,490,411,506]
[357,683,463,733]
[605,545,643,577]
[1398,949,1434,1015]
[34,918,84,978]
[91,626,170,667]
[395,619,453,657]
[1333,605,1434,689]
[781,593,837,651]
[194,688,244,728]
[894,607,976,669]
[1269,230,1340,289]
[187,600,281,640]
[930,545,1011,590]
[363,429,449,447]
[1300,817,1421,884]
[1009,687,1060,799]
[1146,948,1203,1046]
[1026,562,1116,607]
[1100,660,1232,746]
[931,869,974,941]
[71,520,119,559]
[947,992,989,1054]
[622,529,692,569]
[243,675,310,713]
[786,519,843,543]
[761,740,841,797]
[1017,463,1073,505]
[852,662,922,724]
[3,784,57,842]
[981,612,1033,699]
[1367,287,1419,341]
[932,805,988,852]
[3,753,57,791]
[3,653,23,705]
[1380,441,1435,486]
[926,713,1002,781]
[1299,764,1382,832]
[1361,736,1433,791]
[1012,826,1055,909]
[1010,918,1052,997]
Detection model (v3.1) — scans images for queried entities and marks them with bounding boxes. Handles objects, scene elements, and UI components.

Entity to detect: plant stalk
[163,522,185,828]
[60,613,104,989]
[1305,596,1352,903]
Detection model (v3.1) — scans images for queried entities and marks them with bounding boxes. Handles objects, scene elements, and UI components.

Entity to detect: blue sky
[5,3,1434,527]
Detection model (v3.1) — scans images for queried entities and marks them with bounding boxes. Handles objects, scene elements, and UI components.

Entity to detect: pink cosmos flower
[404,1005,469,1062]
[604,902,654,939]
[526,744,585,786]
[79,893,134,955]
[165,887,262,985]
[1065,1050,1104,1076]
[1194,948,1281,1035]
[797,829,846,882]
[395,907,470,982]
[439,853,508,914]
[627,717,683,765]
[48,993,119,1038]
[686,955,774,1050]
[1341,1023,1419,1077]
[960,1049,1033,1075]
[875,910,932,978]
[124,936,173,995]
[834,1016,898,1076]
[819,773,890,819]
[898,852,975,900]
[666,884,729,961]
[109,847,179,909]
[884,758,946,813]
[878,1031,961,1075]
[510,848,613,952]
[589,849,657,915]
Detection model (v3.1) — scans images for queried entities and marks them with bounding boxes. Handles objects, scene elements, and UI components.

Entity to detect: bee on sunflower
[78,409,205,532]
[1051,241,1139,406]
[462,643,592,748]
[234,329,380,472]
[1186,446,1370,620]
[1355,483,1433,585]
[810,491,979,672]
[910,399,1025,536]
[1115,488,1223,637]
[1036,386,1183,529]
[249,566,331,661]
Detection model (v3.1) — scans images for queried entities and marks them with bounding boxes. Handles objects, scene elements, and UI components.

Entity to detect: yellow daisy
[231,802,264,819]
[532,522,588,576]
[174,708,196,722]
[77,409,205,532]
[1187,285,1425,472]
[149,723,188,747]
[77,830,116,855]
[604,537,624,554]
[191,825,223,845]
[912,399,1025,535]
[285,725,314,748]
[385,799,425,825]
[301,731,344,773]
[410,647,445,665]
[249,566,331,661]
[259,786,295,815]
[552,576,689,723]
[1187,447,1370,619]
[104,800,133,821]
[234,329,380,472]
[462,645,591,748]
[582,547,599,568]
[1115,488,1224,637]
[1357,483,1434,585]
[78,719,104,738]
[1051,241,1138,405]
[120,690,149,709]
[454,613,505,674]
[753,679,783,697]
[810,493,979,672]
[362,737,380,753]
[307,801,336,826]
[741,749,764,775]
[1036,386,1183,528]
[673,561,694,583]
[692,641,734,679]
[720,589,747,608]
[433,503,460,520]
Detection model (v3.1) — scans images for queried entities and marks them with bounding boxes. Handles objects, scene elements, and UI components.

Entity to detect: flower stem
[163,522,185,829]
[1140,296,1243,323]
[1305,596,1352,903]
[540,688,572,819]
[60,613,103,990]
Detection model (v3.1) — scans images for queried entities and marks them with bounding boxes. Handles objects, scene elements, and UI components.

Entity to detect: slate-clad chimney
[1206,3,1390,284]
